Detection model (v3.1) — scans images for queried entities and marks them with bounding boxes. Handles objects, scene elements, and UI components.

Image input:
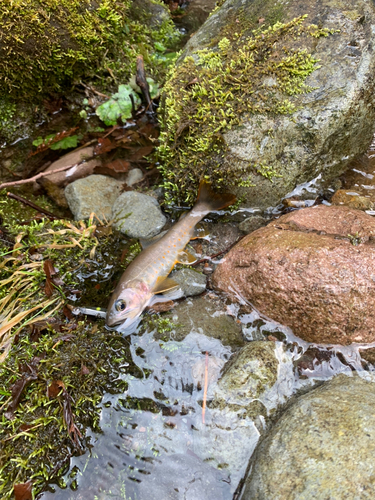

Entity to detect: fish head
[106,280,152,328]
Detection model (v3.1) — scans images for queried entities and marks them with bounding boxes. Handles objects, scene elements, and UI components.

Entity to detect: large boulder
[158,0,375,208]
[242,374,375,499]
[212,205,375,345]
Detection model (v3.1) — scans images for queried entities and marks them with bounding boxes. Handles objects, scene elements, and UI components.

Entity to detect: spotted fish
[105,181,236,329]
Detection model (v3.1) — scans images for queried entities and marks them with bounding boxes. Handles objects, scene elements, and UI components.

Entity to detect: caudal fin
[194,180,236,212]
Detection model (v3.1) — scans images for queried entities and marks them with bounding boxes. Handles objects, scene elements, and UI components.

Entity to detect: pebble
[112,191,166,239]
[126,168,143,186]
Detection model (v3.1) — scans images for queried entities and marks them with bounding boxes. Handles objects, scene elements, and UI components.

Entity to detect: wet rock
[239,215,268,234]
[358,347,375,366]
[331,189,373,210]
[125,167,143,186]
[180,0,218,34]
[161,295,245,349]
[162,0,375,208]
[242,374,375,500]
[171,267,207,297]
[64,174,122,221]
[112,191,166,239]
[210,341,294,417]
[212,205,375,345]
[195,223,241,257]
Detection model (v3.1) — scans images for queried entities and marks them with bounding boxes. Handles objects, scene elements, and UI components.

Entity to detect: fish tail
[194,180,236,212]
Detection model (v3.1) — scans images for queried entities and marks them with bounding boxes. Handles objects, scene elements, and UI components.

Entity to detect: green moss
[0,200,147,498]
[0,0,180,100]
[157,15,337,205]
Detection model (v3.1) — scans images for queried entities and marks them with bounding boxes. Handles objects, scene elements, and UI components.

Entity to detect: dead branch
[0,162,84,190]
[136,55,153,111]
[7,193,61,219]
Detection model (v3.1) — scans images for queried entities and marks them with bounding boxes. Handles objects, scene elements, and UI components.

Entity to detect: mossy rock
[0,0,180,143]
[157,0,375,208]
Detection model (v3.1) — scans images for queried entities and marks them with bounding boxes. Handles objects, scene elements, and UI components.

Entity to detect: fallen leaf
[94,159,130,178]
[81,365,90,375]
[5,358,40,420]
[48,380,65,398]
[94,137,117,155]
[14,481,32,500]
[147,301,175,313]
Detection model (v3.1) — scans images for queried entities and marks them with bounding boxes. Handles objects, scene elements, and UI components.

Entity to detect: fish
[105,180,236,329]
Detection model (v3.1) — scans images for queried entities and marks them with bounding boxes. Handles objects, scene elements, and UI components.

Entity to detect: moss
[0,199,147,498]
[157,15,337,205]
[0,0,180,109]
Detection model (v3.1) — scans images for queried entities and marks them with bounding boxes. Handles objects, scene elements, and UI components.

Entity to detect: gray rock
[64,174,122,221]
[164,0,375,209]
[112,191,166,239]
[239,215,268,234]
[242,374,375,500]
[171,267,207,297]
[125,168,143,186]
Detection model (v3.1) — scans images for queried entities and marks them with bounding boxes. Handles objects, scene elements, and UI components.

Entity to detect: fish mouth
[105,314,122,328]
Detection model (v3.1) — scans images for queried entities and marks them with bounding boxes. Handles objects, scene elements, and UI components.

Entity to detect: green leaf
[96,85,141,126]
[32,134,55,147]
[50,135,79,150]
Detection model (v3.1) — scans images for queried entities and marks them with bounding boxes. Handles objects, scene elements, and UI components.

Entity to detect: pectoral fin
[176,249,197,264]
[153,277,180,294]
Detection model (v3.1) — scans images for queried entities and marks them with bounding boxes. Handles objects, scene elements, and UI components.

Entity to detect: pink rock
[212,205,375,345]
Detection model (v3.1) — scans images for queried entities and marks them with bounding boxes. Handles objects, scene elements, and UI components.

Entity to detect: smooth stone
[126,168,143,186]
[112,190,166,239]
[64,174,122,221]
[171,267,207,297]
[242,374,375,500]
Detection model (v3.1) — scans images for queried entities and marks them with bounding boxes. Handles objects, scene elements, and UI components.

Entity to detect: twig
[136,55,153,111]
[192,236,245,267]
[202,351,208,424]
[7,193,60,219]
[79,81,110,99]
[0,162,83,190]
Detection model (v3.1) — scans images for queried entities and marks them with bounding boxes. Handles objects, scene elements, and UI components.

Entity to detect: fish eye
[115,299,126,312]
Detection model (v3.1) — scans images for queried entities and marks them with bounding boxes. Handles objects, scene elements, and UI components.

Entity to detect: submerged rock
[159,0,375,208]
[331,189,373,210]
[210,340,295,418]
[112,191,166,239]
[239,215,268,234]
[171,267,207,296]
[242,374,375,499]
[65,174,122,221]
[212,205,375,345]
[160,295,245,349]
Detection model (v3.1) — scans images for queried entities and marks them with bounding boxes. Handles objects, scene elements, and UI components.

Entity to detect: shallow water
[37,291,375,500]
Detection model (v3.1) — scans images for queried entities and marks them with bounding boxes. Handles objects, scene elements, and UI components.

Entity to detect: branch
[0,162,84,190]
